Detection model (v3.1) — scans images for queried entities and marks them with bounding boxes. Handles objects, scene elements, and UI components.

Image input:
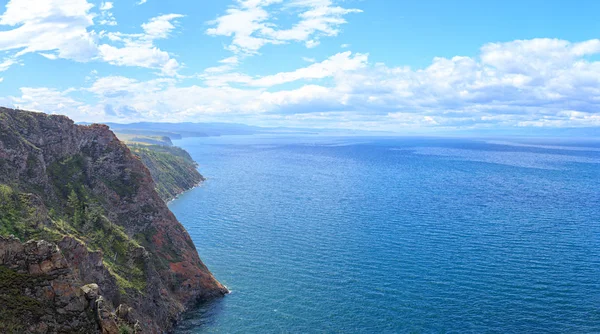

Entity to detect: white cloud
[9,87,89,118]
[0,0,98,62]
[9,38,600,130]
[82,75,264,121]
[98,14,184,75]
[142,14,184,39]
[99,1,116,26]
[39,53,59,60]
[207,0,361,54]
[249,51,367,87]
[305,40,320,48]
[0,1,186,77]
[203,56,240,74]
[0,58,18,72]
[99,44,173,70]
[199,51,366,87]
[192,38,600,128]
[137,0,148,4]
[100,2,113,10]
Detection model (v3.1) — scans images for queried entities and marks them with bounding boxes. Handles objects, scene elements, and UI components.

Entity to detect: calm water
[170,136,600,333]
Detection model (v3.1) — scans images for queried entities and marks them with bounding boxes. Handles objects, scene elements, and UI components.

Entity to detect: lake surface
[170,135,600,333]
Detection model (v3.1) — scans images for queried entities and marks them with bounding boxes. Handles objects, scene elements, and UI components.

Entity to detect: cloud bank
[1,0,599,131]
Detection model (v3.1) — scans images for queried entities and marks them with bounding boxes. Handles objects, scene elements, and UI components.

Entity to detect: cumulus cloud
[117,38,600,128]
[98,14,184,75]
[320,38,600,128]
[206,0,361,54]
[200,51,367,87]
[8,87,95,120]
[249,51,367,86]
[142,14,184,39]
[0,0,184,76]
[0,0,98,63]
[8,37,600,130]
[81,75,264,121]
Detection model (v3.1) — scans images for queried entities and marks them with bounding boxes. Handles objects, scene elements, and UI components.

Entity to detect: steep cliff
[0,108,227,333]
[126,144,204,202]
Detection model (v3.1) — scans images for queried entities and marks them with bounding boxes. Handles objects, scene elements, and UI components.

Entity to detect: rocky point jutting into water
[0,107,227,333]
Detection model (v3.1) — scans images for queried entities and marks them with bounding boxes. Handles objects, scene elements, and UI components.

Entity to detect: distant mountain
[81,121,600,140]
[77,121,322,139]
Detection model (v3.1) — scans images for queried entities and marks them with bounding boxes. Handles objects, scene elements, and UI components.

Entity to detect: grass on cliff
[128,144,203,201]
[60,187,148,294]
[0,184,27,236]
[0,266,48,332]
[0,184,45,240]
[0,135,203,299]
[1,163,148,296]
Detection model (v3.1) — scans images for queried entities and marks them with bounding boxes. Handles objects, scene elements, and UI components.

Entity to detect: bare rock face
[0,108,227,333]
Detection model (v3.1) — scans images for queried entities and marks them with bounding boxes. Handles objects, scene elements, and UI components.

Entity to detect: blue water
[170,136,600,333]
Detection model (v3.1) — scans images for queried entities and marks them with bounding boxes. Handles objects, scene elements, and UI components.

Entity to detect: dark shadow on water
[174,297,227,333]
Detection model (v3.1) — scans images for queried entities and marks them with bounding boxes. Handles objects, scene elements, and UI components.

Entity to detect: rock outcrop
[0,108,227,333]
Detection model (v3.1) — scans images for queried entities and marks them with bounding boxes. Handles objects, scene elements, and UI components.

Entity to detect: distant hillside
[114,133,204,202]
[94,121,321,139]
[128,144,204,202]
[114,133,173,146]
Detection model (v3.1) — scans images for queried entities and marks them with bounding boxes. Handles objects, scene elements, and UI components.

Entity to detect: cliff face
[0,108,227,333]
[126,144,205,202]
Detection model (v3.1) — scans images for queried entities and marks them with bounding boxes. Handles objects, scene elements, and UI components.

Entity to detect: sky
[0,0,600,132]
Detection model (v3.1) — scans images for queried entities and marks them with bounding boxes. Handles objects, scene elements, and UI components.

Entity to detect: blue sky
[1,0,600,131]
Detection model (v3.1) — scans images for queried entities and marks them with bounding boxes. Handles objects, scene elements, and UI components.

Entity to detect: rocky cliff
[0,108,227,333]
[126,144,204,202]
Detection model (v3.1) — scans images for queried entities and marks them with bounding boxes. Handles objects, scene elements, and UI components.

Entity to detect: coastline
[167,179,205,204]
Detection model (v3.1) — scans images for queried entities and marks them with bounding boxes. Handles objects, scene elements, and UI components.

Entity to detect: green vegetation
[119,324,134,334]
[114,132,204,201]
[0,184,44,241]
[115,133,173,146]
[0,266,48,332]
[47,154,86,198]
[56,187,148,294]
[0,120,202,301]
[128,144,203,201]
[2,154,148,294]
[0,108,223,332]
[0,183,147,294]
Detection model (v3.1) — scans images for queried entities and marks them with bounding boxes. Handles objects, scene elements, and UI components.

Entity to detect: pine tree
[67,188,82,226]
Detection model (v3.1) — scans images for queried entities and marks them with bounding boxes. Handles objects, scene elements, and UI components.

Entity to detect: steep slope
[126,144,204,202]
[0,108,227,333]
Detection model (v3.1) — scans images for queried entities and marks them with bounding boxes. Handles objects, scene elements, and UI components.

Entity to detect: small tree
[67,188,82,226]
